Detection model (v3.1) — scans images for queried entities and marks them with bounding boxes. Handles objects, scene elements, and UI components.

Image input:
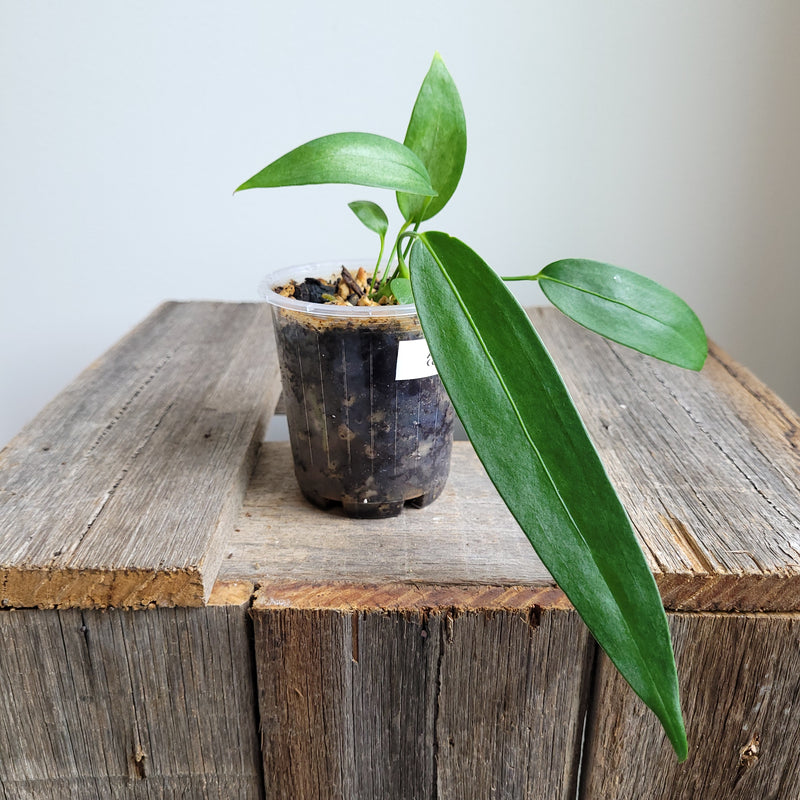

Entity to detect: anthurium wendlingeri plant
[236,53,708,760]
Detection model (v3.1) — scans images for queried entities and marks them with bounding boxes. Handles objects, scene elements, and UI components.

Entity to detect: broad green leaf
[397,53,467,223]
[410,232,687,761]
[235,132,436,196]
[536,259,707,370]
[347,200,389,237]
[389,277,413,304]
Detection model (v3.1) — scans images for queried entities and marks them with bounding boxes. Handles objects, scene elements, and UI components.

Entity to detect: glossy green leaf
[389,277,413,304]
[235,132,436,196]
[410,232,687,761]
[536,259,707,370]
[347,200,389,237]
[397,53,467,223]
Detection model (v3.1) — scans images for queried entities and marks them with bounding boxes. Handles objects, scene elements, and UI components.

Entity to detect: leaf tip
[692,349,709,372]
[673,731,689,762]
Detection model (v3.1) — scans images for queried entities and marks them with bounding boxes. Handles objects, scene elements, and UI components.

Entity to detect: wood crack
[431,613,446,800]
[61,401,176,565]
[658,511,717,574]
[351,611,359,663]
[129,744,148,780]
[84,353,173,457]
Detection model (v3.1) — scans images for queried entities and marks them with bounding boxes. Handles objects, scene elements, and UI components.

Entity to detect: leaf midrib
[538,273,692,342]
[418,235,671,722]
[294,149,431,184]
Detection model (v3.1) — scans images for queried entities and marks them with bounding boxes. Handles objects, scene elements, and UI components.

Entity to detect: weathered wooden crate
[1,301,798,799]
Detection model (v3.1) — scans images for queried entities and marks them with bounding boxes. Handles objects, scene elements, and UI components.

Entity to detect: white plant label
[395,337,438,380]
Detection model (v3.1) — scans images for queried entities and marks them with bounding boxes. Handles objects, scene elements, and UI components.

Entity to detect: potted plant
[263,259,455,518]
[236,53,706,762]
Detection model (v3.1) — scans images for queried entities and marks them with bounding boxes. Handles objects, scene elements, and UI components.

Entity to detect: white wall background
[2,1,799,447]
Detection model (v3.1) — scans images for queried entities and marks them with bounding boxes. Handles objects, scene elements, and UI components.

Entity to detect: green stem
[383,219,414,284]
[502,274,543,281]
[383,201,430,287]
[368,234,386,298]
[401,219,422,261]
[396,230,419,280]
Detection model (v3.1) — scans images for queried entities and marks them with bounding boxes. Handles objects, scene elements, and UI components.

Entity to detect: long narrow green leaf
[397,53,466,223]
[536,259,708,370]
[410,232,687,761]
[235,132,436,196]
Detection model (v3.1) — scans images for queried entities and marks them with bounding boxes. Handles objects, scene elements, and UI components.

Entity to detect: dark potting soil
[272,304,454,519]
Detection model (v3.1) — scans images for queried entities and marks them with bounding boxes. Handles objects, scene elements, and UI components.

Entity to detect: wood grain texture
[221,308,800,612]
[435,607,591,799]
[0,301,280,608]
[0,604,262,799]
[580,612,800,800]
[252,596,590,800]
[220,441,554,592]
[1,302,799,796]
[530,308,800,612]
[2,303,797,613]
[253,581,571,613]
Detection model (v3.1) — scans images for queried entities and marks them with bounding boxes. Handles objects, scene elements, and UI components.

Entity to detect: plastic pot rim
[260,260,418,320]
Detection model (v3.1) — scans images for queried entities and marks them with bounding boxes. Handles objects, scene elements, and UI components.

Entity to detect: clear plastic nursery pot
[264,261,455,519]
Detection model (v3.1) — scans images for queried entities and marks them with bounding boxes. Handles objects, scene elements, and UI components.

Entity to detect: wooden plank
[219,441,556,594]
[223,354,800,612]
[531,308,800,612]
[253,581,571,613]
[252,585,590,800]
[0,301,281,608]
[3,303,796,611]
[0,604,263,798]
[435,606,591,799]
[580,612,800,799]
[220,309,800,612]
